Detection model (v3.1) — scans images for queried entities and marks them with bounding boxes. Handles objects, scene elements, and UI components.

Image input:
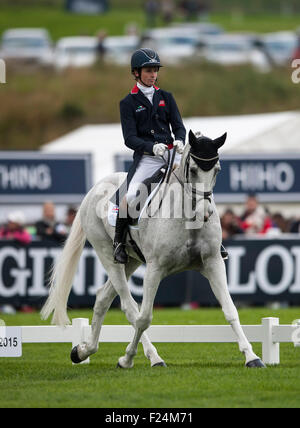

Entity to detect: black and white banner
[215,154,300,203]
[0,152,92,204]
[0,239,299,307]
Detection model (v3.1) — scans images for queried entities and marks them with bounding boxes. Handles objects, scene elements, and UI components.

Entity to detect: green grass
[0,5,300,40]
[213,12,300,34]
[0,7,146,39]
[0,307,300,408]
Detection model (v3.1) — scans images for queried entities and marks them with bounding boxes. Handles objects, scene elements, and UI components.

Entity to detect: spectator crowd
[144,0,211,27]
[0,195,300,247]
[221,194,300,240]
[0,202,77,246]
[0,202,78,313]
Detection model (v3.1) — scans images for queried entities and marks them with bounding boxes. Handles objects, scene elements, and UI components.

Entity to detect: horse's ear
[214,132,227,149]
[189,130,198,148]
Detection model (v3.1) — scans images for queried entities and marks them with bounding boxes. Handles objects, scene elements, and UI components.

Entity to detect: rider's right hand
[153,143,167,157]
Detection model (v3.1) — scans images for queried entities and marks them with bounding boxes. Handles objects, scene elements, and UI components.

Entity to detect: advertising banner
[0,152,92,204]
[115,153,300,203]
[215,154,300,203]
[0,239,299,308]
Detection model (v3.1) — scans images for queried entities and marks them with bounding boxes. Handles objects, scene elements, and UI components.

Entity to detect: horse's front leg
[201,255,265,368]
[118,264,165,368]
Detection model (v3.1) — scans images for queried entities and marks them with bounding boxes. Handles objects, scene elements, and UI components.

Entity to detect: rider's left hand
[173,140,184,154]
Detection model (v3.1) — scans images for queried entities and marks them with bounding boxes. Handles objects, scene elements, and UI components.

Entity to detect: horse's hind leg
[72,278,117,363]
[73,256,164,367]
[201,256,265,368]
[72,257,138,363]
[109,259,165,368]
[94,252,165,368]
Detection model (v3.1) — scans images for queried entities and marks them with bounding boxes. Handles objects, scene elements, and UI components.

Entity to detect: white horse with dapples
[41,130,265,369]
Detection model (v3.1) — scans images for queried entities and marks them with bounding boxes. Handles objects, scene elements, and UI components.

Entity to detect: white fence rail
[18,317,299,365]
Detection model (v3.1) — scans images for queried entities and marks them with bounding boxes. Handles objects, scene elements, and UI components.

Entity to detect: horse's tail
[40,210,86,326]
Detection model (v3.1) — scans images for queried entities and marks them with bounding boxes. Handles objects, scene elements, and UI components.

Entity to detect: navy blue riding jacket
[120,84,186,184]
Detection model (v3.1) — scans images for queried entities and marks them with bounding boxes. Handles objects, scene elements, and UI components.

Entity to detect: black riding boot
[113,213,129,264]
[221,244,229,260]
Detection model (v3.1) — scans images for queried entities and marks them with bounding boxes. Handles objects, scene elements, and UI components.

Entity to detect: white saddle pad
[107,180,162,227]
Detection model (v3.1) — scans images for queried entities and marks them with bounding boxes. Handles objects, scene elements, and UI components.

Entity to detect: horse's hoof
[246,358,266,368]
[70,346,82,364]
[152,361,167,367]
[116,362,134,369]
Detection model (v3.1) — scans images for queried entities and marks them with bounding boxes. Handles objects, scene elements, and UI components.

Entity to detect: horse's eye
[190,167,197,175]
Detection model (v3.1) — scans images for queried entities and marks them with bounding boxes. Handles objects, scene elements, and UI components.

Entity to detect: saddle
[109,167,166,263]
[109,166,166,227]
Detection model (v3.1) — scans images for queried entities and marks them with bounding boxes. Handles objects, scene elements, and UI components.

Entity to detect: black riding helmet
[131,48,162,72]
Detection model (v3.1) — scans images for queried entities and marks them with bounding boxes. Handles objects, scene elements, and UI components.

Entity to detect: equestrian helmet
[131,48,162,71]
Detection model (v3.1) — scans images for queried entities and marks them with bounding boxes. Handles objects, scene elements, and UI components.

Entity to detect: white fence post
[72,318,90,365]
[0,59,6,83]
[261,317,280,365]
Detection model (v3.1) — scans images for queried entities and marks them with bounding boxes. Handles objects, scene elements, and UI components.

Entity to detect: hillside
[0,62,299,150]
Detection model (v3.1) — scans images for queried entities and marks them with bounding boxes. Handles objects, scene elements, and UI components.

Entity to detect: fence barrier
[14,317,300,365]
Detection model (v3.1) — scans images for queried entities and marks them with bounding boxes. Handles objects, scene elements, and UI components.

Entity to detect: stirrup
[221,245,229,260]
[113,242,128,264]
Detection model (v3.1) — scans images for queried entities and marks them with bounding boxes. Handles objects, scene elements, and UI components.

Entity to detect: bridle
[173,150,219,204]
[146,146,218,218]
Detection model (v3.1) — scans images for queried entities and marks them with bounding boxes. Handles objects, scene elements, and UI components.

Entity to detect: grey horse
[41,130,265,369]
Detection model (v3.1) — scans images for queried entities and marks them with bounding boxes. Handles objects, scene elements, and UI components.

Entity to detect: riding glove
[173,140,184,154]
[153,143,167,157]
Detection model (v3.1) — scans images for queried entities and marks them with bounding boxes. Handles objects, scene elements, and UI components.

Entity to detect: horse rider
[113,48,186,264]
[113,47,228,264]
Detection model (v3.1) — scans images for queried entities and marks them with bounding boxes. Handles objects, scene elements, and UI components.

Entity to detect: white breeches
[126,148,181,205]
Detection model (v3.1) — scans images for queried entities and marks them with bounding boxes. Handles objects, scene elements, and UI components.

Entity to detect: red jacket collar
[131,84,160,94]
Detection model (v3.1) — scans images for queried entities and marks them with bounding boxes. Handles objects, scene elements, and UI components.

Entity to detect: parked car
[0,28,53,65]
[256,31,298,66]
[171,22,224,36]
[54,36,97,70]
[140,28,201,65]
[103,35,139,65]
[198,33,265,67]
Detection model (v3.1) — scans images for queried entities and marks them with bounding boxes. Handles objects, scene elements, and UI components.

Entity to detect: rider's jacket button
[151,129,155,134]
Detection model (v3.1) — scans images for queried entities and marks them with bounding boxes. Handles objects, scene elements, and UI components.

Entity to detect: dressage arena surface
[0,307,300,408]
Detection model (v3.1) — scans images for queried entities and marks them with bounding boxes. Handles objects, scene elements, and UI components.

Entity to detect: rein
[146,146,177,218]
[146,147,216,218]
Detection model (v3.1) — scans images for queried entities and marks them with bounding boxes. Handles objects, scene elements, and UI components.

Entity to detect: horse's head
[184,129,227,222]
